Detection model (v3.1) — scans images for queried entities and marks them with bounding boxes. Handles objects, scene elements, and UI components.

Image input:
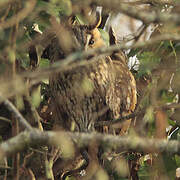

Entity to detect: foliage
[0,0,180,179]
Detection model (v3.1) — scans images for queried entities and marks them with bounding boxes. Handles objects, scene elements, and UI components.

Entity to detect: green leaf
[8,48,16,63]
[37,0,49,7]
[39,58,50,68]
[160,90,176,104]
[143,106,154,124]
[65,176,76,180]
[174,42,180,52]
[162,153,176,179]
[15,96,24,110]
[128,48,141,58]
[175,155,180,167]
[16,51,30,69]
[98,28,109,46]
[137,51,161,77]
[75,14,86,25]
[168,119,176,127]
[50,0,72,17]
[37,11,51,31]
[138,162,151,180]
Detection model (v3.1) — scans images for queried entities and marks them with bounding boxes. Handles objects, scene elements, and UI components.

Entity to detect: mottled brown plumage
[49,14,137,135]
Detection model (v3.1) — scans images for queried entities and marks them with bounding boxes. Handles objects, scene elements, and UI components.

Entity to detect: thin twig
[94,111,141,127]
[0,4,11,23]
[162,103,180,110]
[0,117,11,124]
[27,168,36,180]
[1,98,33,131]
[95,102,180,127]
[3,158,8,180]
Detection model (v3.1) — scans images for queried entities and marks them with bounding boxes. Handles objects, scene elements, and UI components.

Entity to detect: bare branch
[23,33,180,80]
[95,111,141,127]
[0,33,180,101]
[1,129,180,158]
[1,98,33,131]
[75,0,179,25]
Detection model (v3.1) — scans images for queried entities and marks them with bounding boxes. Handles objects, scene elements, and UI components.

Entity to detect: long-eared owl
[48,12,137,135]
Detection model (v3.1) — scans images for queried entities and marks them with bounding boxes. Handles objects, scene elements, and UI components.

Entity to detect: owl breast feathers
[49,13,137,134]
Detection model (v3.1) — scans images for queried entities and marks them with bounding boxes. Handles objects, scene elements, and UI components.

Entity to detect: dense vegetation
[0,0,180,179]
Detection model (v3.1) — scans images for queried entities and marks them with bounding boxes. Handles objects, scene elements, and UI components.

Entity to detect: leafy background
[0,0,180,179]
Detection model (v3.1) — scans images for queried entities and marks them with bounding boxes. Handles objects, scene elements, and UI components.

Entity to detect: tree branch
[95,111,140,127]
[1,33,180,101]
[76,0,179,25]
[1,129,180,159]
[22,33,180,82]
[1,98,33,131]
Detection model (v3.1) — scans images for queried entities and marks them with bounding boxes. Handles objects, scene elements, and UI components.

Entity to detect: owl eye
[89,39,95,45]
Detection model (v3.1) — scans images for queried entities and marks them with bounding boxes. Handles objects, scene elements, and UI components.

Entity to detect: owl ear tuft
[88,11,101,30]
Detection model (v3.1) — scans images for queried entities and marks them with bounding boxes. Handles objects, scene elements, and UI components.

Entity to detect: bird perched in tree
[48,12,137,135]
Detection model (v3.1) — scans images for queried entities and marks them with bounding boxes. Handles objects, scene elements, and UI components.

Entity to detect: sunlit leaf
[15,95,24,110]
[96,169,109,180]
[31,86,41,108]
[8,48,16,63]
[39,58,50,68]
[143,106,154,124]
[52,132,75,159]
[112,157,129,178]
[99,28,109,46]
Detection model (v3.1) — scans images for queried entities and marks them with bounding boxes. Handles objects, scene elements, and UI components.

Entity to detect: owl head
[70,12,105,51]
[42,12,105,61]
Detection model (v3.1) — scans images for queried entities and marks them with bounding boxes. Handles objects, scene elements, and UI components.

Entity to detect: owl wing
[105,59,137,135]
